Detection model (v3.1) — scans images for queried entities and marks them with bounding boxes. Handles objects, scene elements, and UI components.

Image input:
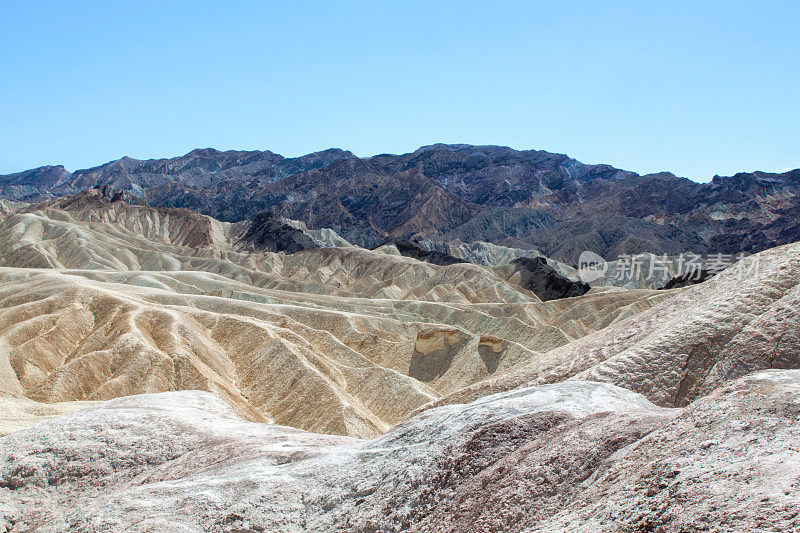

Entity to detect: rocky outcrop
[409,328,469,382]
[391,240,467,266]
[240,212,324,253]
[0,165,70,201]
[95,184,148,205]
[660,268,713,289]
[512,256,590,301]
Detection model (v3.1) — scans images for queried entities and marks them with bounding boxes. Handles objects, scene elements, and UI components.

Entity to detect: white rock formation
[2,371,799,531]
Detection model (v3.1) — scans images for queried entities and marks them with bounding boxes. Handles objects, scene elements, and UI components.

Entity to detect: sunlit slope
[0,266,668,437]
[1,191,541,303]
[440,241,800,408]
[0,192,675,437]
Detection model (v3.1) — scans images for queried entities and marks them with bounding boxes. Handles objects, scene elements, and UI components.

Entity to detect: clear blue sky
[1,1,798,181]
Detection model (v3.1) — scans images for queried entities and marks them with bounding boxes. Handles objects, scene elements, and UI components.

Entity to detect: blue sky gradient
[1,1,798,181]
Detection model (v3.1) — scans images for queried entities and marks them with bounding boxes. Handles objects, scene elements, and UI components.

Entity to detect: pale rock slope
[0,397,95,436]
[1,370,799,532]
[0,190,544,302]
[439,241,800,408]
[0,266,666,437]
[0,193,671,436]
[0,200,26,220]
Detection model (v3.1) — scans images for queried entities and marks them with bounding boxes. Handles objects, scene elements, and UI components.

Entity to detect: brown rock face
[410,328,469,383]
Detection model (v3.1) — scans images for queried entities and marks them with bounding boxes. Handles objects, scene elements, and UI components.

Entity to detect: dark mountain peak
[185,147,225,157]
[74,156,140,176]
[411,144,545,162]
[712,168,798,183]
[180,147,283,162]
[113,156,143,170]
[512,256,590,301]
[368,144,637,208]
[641,171,679,180]
[414,143,493,153]
[0,164,71,190]
[706,169,798,196]
[1,164,68,176]
[279,148,357,173]
[413,143,572,158]
[307,148,355,158]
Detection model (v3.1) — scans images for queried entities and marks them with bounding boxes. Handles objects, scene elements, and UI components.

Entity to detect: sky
[1,1,798,182]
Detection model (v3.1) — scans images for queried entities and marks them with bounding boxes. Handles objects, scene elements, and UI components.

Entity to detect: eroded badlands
[0,193,798,532]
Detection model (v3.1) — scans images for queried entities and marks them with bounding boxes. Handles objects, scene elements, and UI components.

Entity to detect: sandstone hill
[0,193,671,438]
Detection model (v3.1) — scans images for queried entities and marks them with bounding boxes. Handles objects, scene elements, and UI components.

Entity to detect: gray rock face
[512,256,590,301]
[240,212,327,253]
[415,239,547,266]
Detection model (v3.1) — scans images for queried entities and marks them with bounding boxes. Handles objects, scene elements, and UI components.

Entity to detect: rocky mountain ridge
[2,144,798,262]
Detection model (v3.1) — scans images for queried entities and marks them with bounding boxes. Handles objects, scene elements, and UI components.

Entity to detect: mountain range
[3,144,798,263]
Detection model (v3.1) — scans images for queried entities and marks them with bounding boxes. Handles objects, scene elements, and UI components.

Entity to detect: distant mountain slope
[2,144,797,260]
